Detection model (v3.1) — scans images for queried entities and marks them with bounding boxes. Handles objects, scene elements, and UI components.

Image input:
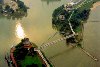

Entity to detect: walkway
[39,34,77,49]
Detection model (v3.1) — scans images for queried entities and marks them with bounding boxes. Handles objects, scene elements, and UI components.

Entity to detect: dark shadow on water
[0,12,28,20]
[41,0,61,5]
[49,46,76,59]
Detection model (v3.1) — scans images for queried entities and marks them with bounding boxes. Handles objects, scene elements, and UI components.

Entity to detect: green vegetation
[13,46,45,67]
[52,0,99,44]
[19,55,43,67]
[0,0,29,20]
[52,5,90,36]
[13,41,53,67]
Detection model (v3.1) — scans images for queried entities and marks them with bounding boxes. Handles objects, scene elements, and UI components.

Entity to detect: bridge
[39,33,77,49]
[39,0,99,61]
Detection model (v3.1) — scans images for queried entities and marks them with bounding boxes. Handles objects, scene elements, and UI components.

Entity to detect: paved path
[39,34,77,49]
[34,49,50,67]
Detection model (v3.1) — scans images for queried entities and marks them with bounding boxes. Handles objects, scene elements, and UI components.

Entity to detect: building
[64,2,74,11]
[2,0,18,12]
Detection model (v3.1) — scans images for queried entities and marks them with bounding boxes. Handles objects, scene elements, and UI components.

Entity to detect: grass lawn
[20,55,43,67]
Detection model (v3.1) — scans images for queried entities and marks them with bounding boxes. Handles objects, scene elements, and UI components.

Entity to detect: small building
[64,2,74,11]
[9,0,18,11]
[59,15,65,21]
[2,0,18,12]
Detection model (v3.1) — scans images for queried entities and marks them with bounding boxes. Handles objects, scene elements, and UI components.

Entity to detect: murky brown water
[0,0,100,67]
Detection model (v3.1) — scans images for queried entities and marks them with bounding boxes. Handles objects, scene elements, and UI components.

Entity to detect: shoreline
[91,1,100,10]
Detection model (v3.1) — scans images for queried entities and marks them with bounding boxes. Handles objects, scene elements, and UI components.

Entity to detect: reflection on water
[49,46,76,59]
[15,21,26,39]
[0,0,100,67]
[0,11,28,20]
[41,0,61,5]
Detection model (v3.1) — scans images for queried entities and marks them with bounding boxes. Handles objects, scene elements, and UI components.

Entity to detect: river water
[0,0,100,67]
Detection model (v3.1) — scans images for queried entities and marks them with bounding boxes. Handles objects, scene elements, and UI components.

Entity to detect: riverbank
[91,1,100,10]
